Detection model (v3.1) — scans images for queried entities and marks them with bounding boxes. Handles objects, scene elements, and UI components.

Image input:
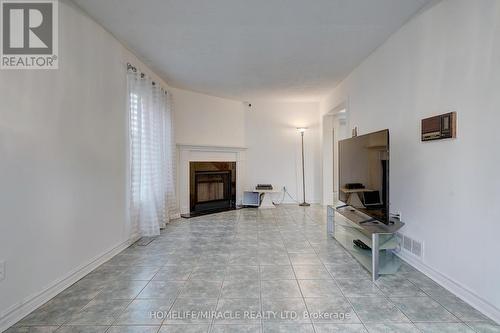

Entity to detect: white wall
[172,95,322,205]
[0,0,168,327]
[171,88,245,147]
[244,101,321,204]
[320,0,500,320]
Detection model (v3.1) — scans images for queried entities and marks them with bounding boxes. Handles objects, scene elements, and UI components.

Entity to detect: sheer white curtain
[127,67,178,237]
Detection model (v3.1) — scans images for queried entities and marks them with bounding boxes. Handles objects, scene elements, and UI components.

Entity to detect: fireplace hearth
[184,161,236,217]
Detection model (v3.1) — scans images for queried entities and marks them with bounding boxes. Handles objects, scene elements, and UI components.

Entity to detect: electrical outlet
[0,261,5,281]
[390,211,402,221]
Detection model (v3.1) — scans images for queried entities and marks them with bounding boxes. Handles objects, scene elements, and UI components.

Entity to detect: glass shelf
[334,225,402,274]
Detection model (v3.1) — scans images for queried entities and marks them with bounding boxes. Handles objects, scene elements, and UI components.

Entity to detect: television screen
[338,129,389,224]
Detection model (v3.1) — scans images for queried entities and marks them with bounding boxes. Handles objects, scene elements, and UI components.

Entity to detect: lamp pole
[297,128,310,207]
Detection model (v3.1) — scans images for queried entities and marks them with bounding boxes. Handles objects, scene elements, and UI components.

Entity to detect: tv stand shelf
[327,205,405,281]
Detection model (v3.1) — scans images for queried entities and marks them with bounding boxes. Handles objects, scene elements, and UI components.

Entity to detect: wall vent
[411,239,423,258]
[399,233,424,260]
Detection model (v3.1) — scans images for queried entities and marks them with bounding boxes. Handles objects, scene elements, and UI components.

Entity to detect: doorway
[322,107,348,205]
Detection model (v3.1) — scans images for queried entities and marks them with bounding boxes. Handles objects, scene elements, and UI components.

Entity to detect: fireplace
[189,161,236,215]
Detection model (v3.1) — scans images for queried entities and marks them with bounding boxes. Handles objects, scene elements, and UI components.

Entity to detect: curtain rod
[127,62,167,93]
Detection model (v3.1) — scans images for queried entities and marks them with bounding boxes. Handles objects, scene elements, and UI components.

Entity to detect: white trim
[170,213,181,220]
[397,252,500,324]
[0,236,139,332]
[177,143,247,151]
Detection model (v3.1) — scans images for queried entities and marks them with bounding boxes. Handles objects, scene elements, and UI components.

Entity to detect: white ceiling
[74,0,432,101]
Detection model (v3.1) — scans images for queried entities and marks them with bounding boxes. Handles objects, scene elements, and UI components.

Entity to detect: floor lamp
[297,127,310,206]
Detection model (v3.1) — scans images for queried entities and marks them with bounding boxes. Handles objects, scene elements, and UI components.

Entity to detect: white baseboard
[0,236,139,332]
[397,252,500,324]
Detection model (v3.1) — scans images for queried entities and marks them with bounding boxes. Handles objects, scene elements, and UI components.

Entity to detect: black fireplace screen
[195,171,230,202]
[190,162,236,213]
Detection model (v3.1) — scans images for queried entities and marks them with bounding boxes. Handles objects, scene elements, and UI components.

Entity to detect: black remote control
[353,239,371,250]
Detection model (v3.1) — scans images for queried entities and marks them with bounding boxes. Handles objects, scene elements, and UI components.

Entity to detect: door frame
[322,100,349,205]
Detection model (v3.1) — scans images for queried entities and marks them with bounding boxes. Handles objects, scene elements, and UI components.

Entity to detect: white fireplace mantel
[177,144,247,214]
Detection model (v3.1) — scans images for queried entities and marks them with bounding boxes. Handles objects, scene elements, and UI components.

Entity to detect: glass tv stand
[327,205,405,281]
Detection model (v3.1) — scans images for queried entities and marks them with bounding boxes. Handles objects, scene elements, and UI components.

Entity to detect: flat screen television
[338,129,390,224]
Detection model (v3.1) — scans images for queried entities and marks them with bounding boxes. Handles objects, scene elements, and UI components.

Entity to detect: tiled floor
[6,205,500,333]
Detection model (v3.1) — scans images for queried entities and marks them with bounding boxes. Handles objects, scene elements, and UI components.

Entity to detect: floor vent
[135,237,156,246]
